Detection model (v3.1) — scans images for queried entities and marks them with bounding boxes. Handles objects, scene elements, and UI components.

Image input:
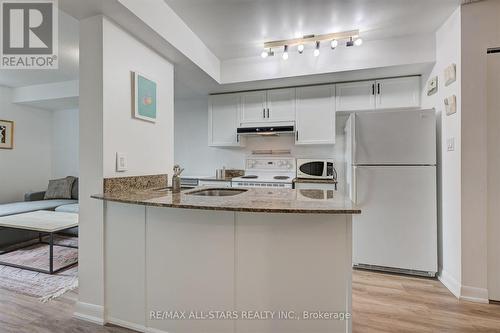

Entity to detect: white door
[354,109,436,165]
[335,81,376,111]
[267,88,295,122]
[487,51,500,301]
[240,91,267,124]
[352,166,437,274]
[295,85,335,145]
[208,94,242,147]
[376,77,420,109]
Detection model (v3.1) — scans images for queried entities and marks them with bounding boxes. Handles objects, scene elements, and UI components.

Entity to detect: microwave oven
[296,159,335,179]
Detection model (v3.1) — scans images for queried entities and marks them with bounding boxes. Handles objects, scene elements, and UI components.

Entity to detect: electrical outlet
[116,152,127,172]
[447,138,455,152]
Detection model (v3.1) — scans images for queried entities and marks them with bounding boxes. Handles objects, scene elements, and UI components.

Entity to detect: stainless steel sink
[186,188,248,197]
[155,186,194,192]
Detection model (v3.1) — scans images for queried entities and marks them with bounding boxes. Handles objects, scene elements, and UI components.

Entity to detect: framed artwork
[133,71,157,123]
[0,120,14,149]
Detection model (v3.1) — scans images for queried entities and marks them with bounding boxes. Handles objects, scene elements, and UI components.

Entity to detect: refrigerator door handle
[352,166,358,204]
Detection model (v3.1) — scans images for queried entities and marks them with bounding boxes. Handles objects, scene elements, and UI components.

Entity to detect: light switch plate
[444,95,457,116]
[444,63,456,86]
[116,152,127,172]
[427,76,438,96]
[447,137,455,152]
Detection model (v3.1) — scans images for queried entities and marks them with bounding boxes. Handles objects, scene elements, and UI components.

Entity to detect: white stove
[231,156,296,188]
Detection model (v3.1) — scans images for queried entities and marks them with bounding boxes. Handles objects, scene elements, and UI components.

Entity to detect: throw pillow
[71,177,79,200]
[44,177,76,200]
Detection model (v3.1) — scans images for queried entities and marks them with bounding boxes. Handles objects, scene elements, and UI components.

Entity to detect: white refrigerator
[345,109,437,276]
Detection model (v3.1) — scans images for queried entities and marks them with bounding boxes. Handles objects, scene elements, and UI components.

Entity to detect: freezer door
[352,166,437,273]
[354,109,436,165]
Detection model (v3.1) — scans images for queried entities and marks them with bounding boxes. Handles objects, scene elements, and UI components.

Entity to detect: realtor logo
[1,0,58,69]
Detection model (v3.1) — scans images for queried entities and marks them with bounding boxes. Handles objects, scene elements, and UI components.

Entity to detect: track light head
[297,44,304,54]
[330,39,338,49]
[313,41,320,56]
[261,50,268,58]
[346,37,354,47]
[282,45,289,60]
[354,38,363,46]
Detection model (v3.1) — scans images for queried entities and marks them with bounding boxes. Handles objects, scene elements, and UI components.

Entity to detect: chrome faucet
[172,164,184,193]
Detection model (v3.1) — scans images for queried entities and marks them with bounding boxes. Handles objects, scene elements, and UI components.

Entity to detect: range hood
[237,125,295,136]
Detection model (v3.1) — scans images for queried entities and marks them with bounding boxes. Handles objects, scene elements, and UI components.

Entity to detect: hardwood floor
[353,269,500,333]
[0,270,499,332]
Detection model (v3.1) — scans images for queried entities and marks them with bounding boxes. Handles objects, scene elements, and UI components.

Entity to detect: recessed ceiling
[165,0,461,60]
[0,10,79,88]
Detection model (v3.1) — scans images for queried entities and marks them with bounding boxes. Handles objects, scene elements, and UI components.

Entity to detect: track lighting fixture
[313,41,320,57]
[260,29,361,59]
[282,45,289,60]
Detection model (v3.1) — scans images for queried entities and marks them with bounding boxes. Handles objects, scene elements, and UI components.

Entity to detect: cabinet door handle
[372,83,375,95]
[267,108,270,118]
[263,108,265,118]
[296,131,299,141]
[237,134,239,143]
[377,83,381,94]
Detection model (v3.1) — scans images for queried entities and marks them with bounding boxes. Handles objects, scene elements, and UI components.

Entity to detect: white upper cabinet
[375,77,420,109]
[240,88,295,125]
[208,94,243,147]
[336,76,420,112]
[266,88,296,122]
[295,85,336,145]
[335,81,376,111]
[240,91,267,124]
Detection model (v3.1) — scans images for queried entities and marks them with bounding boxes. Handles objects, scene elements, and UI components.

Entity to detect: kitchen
[69,0,500,332]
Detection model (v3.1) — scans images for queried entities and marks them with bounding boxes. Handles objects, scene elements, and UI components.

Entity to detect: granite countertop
[92,187,360,214]
[293,178,338,184]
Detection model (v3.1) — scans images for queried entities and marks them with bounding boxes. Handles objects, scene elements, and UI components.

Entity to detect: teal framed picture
[133,72,157,122]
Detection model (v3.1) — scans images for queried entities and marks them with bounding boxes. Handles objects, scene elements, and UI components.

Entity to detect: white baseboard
[107,317,147,332]
[438,269,461,298]
[460,285,489,304]
[73,301,105,325]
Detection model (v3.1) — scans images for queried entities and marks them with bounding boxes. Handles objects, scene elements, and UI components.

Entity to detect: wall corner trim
[438,269,461,299]
[73,301,105,325]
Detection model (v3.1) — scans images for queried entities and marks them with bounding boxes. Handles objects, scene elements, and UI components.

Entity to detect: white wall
[77,15,176,323]
[174,97,347,192]
[102,18,174,178]
[460,0,500,302]
[0,86,52,203]
[52,109,79,178]
[421,7,462,297]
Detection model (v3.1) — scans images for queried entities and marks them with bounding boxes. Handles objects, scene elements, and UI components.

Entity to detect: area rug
[0,236,78,302]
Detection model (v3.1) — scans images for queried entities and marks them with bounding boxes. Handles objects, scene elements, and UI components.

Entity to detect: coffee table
[0,210,78,274]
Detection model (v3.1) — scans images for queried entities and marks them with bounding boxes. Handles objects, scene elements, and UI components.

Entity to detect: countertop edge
[91,195,361,215]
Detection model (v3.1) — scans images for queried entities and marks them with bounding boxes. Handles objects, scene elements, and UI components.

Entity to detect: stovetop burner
[241,175,258,179]
[273,176,290,180]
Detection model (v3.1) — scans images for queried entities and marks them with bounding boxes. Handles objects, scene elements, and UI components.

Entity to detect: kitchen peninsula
[93,184,360,333]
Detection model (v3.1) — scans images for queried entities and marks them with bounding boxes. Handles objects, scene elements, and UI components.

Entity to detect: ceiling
[0,10,79,88]
[165,0,461,60]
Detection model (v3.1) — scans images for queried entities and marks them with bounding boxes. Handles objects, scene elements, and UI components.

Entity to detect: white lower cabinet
[209,94,243,147]
[295,85,336,145]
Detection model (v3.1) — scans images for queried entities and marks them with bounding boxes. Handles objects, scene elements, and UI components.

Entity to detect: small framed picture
[132,71,157,123]
[0,120,14,149]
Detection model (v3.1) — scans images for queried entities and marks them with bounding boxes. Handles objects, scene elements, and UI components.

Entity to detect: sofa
[0,178,79,249]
